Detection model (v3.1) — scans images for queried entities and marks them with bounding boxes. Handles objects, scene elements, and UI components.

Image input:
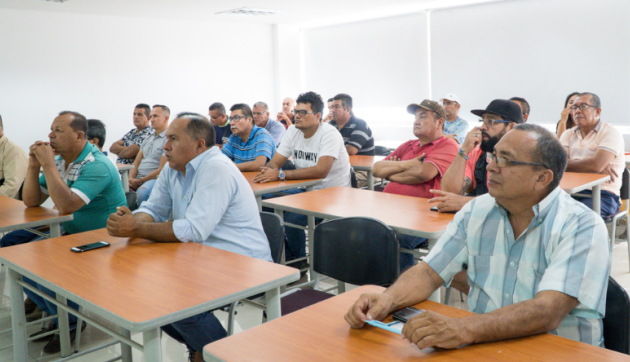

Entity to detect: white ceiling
[0,0,506,25]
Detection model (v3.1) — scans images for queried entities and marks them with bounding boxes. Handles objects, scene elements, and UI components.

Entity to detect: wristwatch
[278,169,286,181]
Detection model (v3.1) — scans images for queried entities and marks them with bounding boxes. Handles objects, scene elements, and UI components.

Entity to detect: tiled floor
[0,225,627,361]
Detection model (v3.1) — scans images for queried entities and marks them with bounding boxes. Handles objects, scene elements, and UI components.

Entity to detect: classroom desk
[349,155,385,190]
[241,171,322,211]
[117,163,134,192]
[560,172,610,216]
[0,195,73,238]
[262,187,454,299]
[0,228,299,362]
[204,284,630,362]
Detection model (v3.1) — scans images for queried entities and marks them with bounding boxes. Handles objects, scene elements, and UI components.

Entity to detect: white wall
[0,8,276,154]
[296,0,630,144]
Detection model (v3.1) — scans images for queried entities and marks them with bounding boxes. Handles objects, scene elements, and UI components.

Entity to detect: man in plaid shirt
[110,103,154,165]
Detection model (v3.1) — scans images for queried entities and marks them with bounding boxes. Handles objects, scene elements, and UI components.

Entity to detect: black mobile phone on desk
[392,306,425,323]
[71,241,110,253]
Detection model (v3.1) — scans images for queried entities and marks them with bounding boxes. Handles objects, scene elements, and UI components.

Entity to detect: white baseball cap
[439,93,460,105]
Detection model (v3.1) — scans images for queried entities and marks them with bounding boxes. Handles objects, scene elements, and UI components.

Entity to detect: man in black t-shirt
[329,93,375,156]
[209,102,232,145]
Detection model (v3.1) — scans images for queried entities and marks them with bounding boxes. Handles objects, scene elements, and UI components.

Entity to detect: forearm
[441,155,468,194]
[116,145,140,159]
[372,161,409,178]
[384,262,444,312]
[345,145,359,156]
[566,158,606,173]
[139,168,162,183]
[109,142,124,155]
[23,166,45,206]
[41,163,77,213]
[236,157,267,172]
[285,165,328,180]
[388,170,431,185]
[132,218,179,242]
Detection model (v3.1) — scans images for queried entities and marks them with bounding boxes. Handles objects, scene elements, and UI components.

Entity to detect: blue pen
[365,320,402,334]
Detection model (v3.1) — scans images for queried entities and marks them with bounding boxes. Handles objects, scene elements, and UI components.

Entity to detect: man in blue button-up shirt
[107,112,271,361]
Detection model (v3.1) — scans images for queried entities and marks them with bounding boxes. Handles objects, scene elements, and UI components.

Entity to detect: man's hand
[401,311,470,350]
[402,153,425,168]
[344,293,395,328]
[444,134,460,144]
[559,104,572,125]
[29,141,56,168]
[323,113,332,122]
[461,127,483,154]
[129,178,143,191]
[428,190,471,213]
[106,206,138,237]
[253,167,280,183]
[602,163,619,183]
[277,112,292,126]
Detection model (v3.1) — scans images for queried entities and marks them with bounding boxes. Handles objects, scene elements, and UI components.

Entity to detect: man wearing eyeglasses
[431,99,524,213]
[209,102,232,145]
[254,91,351,262]
[252,101,285,147]
[440,93,469,144]
[222,103,276,172]
[346,124,609,349]
[559,92,624,218]
[329,93,375,156]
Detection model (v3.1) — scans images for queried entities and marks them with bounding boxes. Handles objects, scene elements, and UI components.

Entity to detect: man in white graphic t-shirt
[255,91,351,262]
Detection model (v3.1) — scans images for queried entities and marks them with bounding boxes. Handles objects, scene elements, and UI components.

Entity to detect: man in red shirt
[373,99,458,270]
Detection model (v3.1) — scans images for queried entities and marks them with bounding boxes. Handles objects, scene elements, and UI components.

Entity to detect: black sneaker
[30,322,57,343]
[24,298,37,314]
[42,322,86,354]
[26,306,43,322]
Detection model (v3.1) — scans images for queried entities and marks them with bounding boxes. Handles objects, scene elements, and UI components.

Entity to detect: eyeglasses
[442,101,457,107]
[487,153,545,168]
[291,110,315,117]
[228,116,248,122]
[478,119,511,127]
[252,112,266,116]
[570,104,596,111]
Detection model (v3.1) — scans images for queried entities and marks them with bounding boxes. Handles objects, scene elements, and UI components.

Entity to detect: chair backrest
[603,277,630,354]
[374,145,392,156]
[313,217,399,286]
[621,167,629,201]
[350,167,358,188]
[260,212,284,264]
[125,191,139,211]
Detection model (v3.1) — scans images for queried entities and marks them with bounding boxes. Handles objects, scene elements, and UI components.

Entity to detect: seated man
[560,92,625,217]
[109,104,153,165]
[510,96,530,122]
[277,97,295,129]
[209,102,232,145]
[87,119,116,167]
[440,93,469,144]
[329,93,375,155]
[6,111,126,354]
[346,124,609,349]
[372,100,457,270]
[0,113,28,199]
[254,91,351,262]
[222,103,276,171]
[253,101,285,147]
[128,104,169,203]
[107,112,271,362]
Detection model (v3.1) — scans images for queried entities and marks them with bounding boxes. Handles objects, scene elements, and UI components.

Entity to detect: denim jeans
[398,234,428,272]
[137,179,157,204]
[161,311,227,353]
[573,190,621,218]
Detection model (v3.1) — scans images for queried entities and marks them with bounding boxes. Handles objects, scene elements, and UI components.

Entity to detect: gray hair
[175,112,215,148]
[578,92,601,108]
[253,102,268,111]
[513,123,567,191]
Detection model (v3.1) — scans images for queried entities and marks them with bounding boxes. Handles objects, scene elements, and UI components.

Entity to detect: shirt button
[505,293,509,299]
[510,261,515,267]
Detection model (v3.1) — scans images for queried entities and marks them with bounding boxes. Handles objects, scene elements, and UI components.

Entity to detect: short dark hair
[514,123,567,191]
[87,119,106,148]
[58,111,87,138]
[0,114,3,128]
[135,103,151,118]
[327,98,334,102]
[230,104,253,123]
[176,112,215,148]
[209,102,226,115]
[333,93,353,110]
[153,104,170,116]
[509,97,530,115]
[578,92,601,108]
[296,91,324,118]
[253,102,268,111]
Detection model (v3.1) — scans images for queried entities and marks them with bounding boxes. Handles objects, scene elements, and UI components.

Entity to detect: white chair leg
[226,302,237,336]
[74,306,83,352]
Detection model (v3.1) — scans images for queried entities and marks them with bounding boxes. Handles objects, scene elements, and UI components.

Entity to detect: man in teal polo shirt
[18,111,126,353]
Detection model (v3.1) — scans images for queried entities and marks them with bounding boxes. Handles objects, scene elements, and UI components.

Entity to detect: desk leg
[308,215,319,289]
[9,269,28,362]
[56,294,72,357]
[593,184,601,216]
[121,170,130,193]
[275,209,287,294]
[121,327,133,362]
[256,195,262,212]
[265,287,281,321]
[367,170,374,191]
[50,222,62,238]
[143,328,162,362]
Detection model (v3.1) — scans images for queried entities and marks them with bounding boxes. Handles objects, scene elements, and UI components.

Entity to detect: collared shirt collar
[494,187,562,224]
[416,135,445,148]
[577,119,603,134]
[183,147,215,175]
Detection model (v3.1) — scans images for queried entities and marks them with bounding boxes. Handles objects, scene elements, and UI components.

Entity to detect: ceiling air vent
[216,7,281,17]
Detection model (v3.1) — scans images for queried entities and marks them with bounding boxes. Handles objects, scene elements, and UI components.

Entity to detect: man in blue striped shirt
[222,103,276,172]
[346,124,610,349]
